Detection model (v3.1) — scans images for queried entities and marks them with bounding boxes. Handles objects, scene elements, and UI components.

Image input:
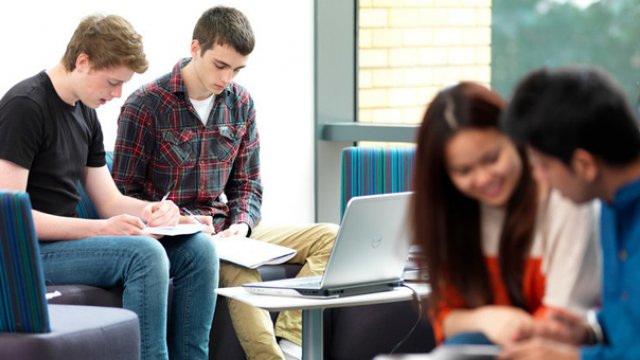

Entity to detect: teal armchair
[340,146,416,216]
[326,146,434,360]
[0,191,140,360]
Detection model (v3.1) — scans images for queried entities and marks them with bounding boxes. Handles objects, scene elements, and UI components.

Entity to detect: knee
[128,236,170,279]
[219,262,258,287]
[192,232,218,260]
[313,223,339,248]
[183,233,219,272]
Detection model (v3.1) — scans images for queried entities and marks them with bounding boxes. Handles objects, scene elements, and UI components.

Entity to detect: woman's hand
[474,306,535,345]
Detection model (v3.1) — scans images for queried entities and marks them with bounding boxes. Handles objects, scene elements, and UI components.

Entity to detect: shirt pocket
[158,128,196,166]
[206,125,242,163]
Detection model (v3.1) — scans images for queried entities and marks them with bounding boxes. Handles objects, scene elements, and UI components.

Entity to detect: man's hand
[218,223,249,238]
[97,214,147,236]
[142,200,180,227]
[499,338,580,360]
[530,309,592,345]
[180,215,216,235]
[473,306,535,345]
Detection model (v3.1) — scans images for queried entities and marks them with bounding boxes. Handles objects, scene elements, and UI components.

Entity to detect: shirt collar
[611,177,640,208]
[169,58,232,99]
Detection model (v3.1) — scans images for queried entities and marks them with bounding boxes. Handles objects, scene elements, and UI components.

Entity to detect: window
[358,0,491,127]
[357,0,640,126]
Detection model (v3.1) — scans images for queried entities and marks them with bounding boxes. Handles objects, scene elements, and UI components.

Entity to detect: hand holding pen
[181,208,216,234]
[144,181,180,227]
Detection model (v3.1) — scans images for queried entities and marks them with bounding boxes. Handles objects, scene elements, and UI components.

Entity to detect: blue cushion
[340,146,416,216]
[75,152,113,219]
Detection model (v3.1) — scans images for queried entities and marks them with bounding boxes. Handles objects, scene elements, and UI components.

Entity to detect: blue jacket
[582,179,640,359]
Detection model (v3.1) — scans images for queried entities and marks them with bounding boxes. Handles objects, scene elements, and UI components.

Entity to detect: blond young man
[112,6,337,360]
[0,15,218,360]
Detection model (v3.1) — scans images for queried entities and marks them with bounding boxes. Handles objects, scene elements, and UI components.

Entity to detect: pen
[160,179,177,202]
[182,207,206,225]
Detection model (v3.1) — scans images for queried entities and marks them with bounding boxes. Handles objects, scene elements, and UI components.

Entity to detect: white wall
[0,0,315,225]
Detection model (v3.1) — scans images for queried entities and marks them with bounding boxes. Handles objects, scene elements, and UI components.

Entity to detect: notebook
[243,192,412,298]
[0,191,50,333]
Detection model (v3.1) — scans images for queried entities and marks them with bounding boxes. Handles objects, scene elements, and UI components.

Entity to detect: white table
[216,282,430,360]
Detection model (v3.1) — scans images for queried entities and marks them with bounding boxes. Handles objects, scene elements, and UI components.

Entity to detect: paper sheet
[144,223,208,236]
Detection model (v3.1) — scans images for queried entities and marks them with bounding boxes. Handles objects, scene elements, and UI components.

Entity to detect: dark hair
[193,6,255,56]
[503,66,640,166]
[411,82,538,313]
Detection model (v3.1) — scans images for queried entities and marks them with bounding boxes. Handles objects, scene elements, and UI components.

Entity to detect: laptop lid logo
[371,233,383,248]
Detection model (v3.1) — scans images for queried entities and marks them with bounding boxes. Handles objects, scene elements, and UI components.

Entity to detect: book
[211,235,297,269]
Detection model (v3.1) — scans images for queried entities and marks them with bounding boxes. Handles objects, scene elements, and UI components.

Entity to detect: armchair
[326,146,435,360]
[0,191,140,360]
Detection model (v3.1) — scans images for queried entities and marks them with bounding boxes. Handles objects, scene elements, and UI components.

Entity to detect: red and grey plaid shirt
[112,59,262,232]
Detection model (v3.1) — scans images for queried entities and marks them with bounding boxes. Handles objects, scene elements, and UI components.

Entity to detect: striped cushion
[340,146,416,216]
[0,191,50,333]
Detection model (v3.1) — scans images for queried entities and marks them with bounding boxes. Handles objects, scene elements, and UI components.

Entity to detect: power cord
[388,284,423,355]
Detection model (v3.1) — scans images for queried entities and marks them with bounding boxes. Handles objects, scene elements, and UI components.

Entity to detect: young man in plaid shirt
[112,6,337,360]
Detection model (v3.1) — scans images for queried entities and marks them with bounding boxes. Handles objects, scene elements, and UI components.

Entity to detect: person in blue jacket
[500,65,640,359]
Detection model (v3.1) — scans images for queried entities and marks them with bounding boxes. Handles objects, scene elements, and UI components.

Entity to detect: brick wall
[358,0,492,125]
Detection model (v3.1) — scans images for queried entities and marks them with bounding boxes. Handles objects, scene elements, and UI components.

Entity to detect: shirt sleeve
[0,96,43,169]
[224,97,263,229]
[581,333,640,360]
[429,285,468,344]
[541,192,601,316]
[112,95,155,199]
[83,106,106,168]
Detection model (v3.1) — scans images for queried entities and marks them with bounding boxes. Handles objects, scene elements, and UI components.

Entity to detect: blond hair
[62,14,148,73]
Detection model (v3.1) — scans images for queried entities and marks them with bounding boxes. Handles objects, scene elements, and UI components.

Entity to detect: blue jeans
[39,233,218,360]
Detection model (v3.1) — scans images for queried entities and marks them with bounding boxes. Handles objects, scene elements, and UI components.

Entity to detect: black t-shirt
[0,71,106,217]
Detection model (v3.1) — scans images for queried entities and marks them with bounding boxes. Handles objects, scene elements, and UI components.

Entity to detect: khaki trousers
[218,223,338,360]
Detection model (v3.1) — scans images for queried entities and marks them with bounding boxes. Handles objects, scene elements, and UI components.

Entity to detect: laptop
[243,192,412,298]
[0,191,50,333]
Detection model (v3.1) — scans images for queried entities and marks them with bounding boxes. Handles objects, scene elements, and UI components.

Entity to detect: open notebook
[243,192,412,298]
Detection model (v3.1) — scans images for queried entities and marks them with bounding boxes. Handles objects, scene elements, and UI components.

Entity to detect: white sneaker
[279,339,302,360]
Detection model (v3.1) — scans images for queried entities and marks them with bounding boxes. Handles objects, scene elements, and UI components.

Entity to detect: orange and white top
[432,189,601,342]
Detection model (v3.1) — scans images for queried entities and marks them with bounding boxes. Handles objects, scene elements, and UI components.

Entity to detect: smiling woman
[0,0,315,224]
[410,81,601,346]
[444,128,523,208]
